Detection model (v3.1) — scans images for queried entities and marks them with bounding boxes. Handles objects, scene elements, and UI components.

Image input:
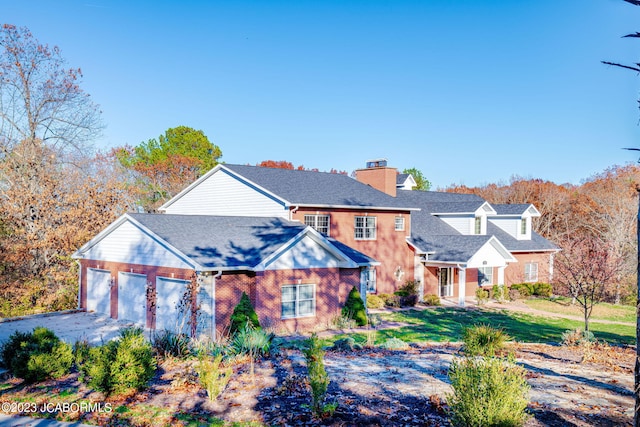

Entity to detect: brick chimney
[355,159,397,197]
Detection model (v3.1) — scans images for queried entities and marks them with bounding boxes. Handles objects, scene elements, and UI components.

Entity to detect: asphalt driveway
[0,311,138,345]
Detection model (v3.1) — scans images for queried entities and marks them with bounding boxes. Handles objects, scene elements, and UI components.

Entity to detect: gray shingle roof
[397,190,557,258]
[224,164,415,210]
[396,173,410,185]
[491,204,533,215]
[129,214,375,269]
[486,222,559,252]
[410,235,494,263]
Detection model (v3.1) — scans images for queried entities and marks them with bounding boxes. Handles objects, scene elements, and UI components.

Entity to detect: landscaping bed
[0,340,634,426]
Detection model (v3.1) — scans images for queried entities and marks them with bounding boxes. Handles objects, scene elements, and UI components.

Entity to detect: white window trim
[524,262,538,282]
[395,216,405,231]
[281,284,316,319]
[304,214,330,236]
[474,216,482,235]
[355,216,377,240]
[365,268,377,293]
[520,218,528,235]
[478,266,493,285]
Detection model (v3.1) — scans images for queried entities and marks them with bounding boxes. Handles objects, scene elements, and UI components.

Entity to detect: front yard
[0,305,635,426]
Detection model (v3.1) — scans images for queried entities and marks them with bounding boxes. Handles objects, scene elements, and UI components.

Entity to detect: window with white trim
[304,214,330,236]
[478,266,493,285]
[364,268,377,293]
[520,218,528,235]
[395,216,405,231]
[281,284,315,319]
[474,216,482,235]
[355,216,376,240]
[524,263,538,282]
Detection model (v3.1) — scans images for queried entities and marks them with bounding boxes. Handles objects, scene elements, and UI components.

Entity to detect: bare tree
[554,236,622,333]
[0,24,102,158]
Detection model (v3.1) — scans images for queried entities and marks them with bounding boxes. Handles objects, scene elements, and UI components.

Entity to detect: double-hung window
[474,216,482,235]
[281,284,315,319]
[395,216,405,231]
[355,216,376,240]
[478,266,493,285]
[520,218,528,235]
[524,263,538,282]
[304,214,330,236]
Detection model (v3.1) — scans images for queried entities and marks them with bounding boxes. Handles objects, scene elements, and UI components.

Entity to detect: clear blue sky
[4,0,640,188]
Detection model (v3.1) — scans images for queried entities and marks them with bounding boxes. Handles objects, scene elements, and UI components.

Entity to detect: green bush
[462,324,510,357]
[395,280,419,307]
[152,330,191,359]
[447,356,529,427]
[561,328,595,346]
[509,283,532,298]
[230,325,273,359]
[379,293,400,308]
[508,288,522,301]
[366,294,385,309]
[533,282,553,298]
[342,286,367,326]
[330,337,362,352]
[195,353,232,401]
[491,285,506,302]
[0,327,72,383]
[423,294,441,306]
[475,288,489,305]
[229,292,260,336]
[78,327,156,395]
[303,334,334,418]
[378,337,409,350]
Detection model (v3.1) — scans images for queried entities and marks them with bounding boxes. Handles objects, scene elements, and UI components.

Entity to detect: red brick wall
[504,252,554,285]
[252,268,360,334]
[292,207,413,295]
[214,272,256,336]
[79,259,194,328]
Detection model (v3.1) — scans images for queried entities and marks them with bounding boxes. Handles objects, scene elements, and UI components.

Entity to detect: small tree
[229,292,260,336]
[555,236,622,333]
[303,333,334,418]
[342,286,367,327]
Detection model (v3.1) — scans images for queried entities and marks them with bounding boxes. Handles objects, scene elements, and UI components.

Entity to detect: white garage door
[86,268,111,316]
[117,272,148,326]
[155,277,189,333]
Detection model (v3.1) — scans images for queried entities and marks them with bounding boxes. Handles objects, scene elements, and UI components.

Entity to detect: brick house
[74,160,558,335]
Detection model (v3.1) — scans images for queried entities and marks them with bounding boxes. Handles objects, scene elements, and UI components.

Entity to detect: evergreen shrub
[0,327,72,383]
[229,292,260,336]
[342,286,367,326]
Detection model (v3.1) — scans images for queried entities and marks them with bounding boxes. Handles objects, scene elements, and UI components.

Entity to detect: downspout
[76,259,83,310]
[290,205,299,221]
[211,270,222,341]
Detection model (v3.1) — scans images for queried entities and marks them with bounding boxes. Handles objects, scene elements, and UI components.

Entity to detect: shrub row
[509,282,553,298]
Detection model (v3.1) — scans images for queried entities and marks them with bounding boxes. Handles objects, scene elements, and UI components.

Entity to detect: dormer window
[520,218,527,235]
[474,216,482,235]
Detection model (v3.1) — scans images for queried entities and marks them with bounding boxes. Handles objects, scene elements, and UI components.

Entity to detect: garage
[117,272,148,326]
[155,276,189,333]
[86,268,111,316]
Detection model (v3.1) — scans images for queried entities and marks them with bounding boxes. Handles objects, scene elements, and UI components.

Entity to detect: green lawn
[523,297,636,323]
[335,307,635,346]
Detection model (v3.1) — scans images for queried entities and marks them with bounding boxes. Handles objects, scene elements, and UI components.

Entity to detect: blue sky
[3,0,640,188]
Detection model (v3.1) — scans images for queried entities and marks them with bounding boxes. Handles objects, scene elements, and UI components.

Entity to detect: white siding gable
[467,239,515,268]
[265,234,342,270]
[439,215,474,235]
[80,220,193,269]
[163,168,289,218]
[489,217,519,239]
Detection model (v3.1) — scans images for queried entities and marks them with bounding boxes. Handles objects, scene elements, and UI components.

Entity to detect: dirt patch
[0,342,634,426]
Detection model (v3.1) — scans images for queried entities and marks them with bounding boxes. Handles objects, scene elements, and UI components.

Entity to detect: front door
[439,268,453,297]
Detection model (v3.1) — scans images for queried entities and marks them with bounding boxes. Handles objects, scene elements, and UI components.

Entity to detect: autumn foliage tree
[116,126,221,210]
[0,25,131,315]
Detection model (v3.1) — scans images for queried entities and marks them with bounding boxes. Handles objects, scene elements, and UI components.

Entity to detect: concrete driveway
[0,311,139,345]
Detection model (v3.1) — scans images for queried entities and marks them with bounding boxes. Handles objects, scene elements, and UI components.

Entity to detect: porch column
[497,266,505,285]
[458,267,466,307]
